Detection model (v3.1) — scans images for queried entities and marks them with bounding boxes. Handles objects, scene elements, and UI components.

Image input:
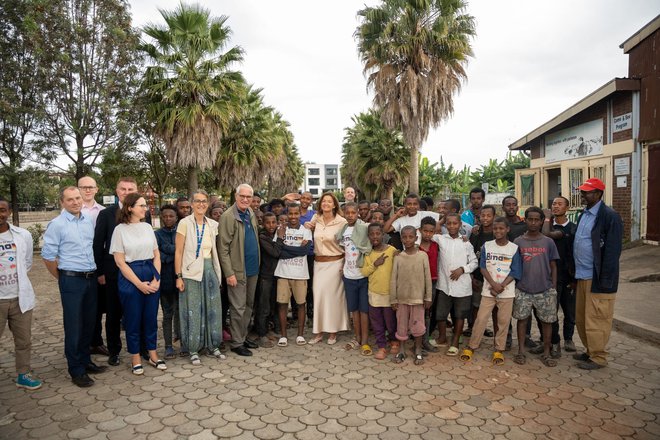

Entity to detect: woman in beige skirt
[307,193,349,345]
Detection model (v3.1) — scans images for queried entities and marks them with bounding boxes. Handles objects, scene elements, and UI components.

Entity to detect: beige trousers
[575,279,616,366]
[0,298,33,374]
[468,296,513,352]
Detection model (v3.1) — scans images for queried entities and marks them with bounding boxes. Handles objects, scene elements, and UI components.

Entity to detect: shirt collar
[586,200,602,216]
[553,218,569,227]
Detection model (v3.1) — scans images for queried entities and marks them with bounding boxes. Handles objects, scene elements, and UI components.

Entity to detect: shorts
[395,304,426,340]
[277,278,307,305]
[512,288,558,323]
[436,290,472,321]
[343,276,369,313]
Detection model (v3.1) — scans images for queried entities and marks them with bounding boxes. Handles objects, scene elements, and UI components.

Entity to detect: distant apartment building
[300,163,342,198]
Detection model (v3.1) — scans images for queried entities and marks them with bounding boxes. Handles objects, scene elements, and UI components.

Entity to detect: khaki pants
[468,295,513,352]
[575,280,615,366]
[0,298,32,374]
[228,275,258,349]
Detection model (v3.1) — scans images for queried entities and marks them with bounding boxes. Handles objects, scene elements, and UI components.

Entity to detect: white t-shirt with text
[274,225,312,280]
[341,226,364,280]
[0,230,19,299]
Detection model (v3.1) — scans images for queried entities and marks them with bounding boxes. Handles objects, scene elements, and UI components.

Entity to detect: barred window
[568,168,584,208]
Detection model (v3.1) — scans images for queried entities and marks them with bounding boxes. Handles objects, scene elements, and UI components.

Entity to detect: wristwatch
[176,273,183,279]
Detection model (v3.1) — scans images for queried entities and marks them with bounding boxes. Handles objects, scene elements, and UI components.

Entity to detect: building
[301,163,342,198]
[509,15,659,243]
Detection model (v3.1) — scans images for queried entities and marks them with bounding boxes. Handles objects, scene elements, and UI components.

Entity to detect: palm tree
[140,2,245,194]
[342,109,410,200]
[355,0,476,194]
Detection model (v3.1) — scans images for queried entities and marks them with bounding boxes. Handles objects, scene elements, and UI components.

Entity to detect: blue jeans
[58,274,97,377]
[118,260,160,355]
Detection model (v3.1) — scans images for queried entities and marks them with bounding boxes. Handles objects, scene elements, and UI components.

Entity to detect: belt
[314,255,344,262]
[59,270,96,279]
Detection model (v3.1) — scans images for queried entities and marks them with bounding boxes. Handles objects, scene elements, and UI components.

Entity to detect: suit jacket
[94,205,152,279]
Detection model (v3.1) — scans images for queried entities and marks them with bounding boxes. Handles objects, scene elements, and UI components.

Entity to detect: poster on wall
[545,119,603,163]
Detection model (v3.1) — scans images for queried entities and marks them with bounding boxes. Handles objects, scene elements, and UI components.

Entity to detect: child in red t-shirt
[419,216,440,354]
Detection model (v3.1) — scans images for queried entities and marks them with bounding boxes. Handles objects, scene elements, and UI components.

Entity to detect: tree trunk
[409,147,419,195]
[384,187,394,202]
[9,176,19,226]
[187,166,198,197]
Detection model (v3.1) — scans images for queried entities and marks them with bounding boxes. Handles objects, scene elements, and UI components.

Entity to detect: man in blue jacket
[572,178,622,370]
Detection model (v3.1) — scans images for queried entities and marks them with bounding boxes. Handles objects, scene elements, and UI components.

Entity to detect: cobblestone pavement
[1,260,659,439]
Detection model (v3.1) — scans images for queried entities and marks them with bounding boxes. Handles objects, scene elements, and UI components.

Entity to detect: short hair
[117,193,143,224]
[287,202,301,211]
[421,196,434,208]
[236,183,254,196]
[175,197,189,205]
[419,200,428,210]
[445,199,461,212]
[252,192,262,200]
[525,206,545,221]
[59,186,79,201]
[367,223,383,233]
[117,176,137,186]
[269,198,284,207]
[263,212,276,221]
[469,187,486,199]
[481,204,496,216]
[0,196,8,207]
[445,212,461,222]
[401,225,416,235]
[343,201,358,210]
[358,200,370,206]
[493,216,509,226]
[404,193,419,202]
[420,216,436,228]
[276,213,288,221]
[554,196,570,206]
[502,195,518,205]
[160,204,177,214]
[191,189,209,200]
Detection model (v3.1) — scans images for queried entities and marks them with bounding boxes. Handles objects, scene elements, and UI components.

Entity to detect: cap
[577,178,605,192]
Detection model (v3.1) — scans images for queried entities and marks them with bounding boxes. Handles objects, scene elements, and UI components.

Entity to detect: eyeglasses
[78,186,97,191]
[192,199,208,204]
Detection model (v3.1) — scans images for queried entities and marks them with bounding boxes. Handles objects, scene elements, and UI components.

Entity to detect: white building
[300,163,341,198]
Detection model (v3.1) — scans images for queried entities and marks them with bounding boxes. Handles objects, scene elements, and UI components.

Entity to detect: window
[326,178,337,186]
[520,174,535,206]
[593,165,606,183]
[308,168,320,176]
[568,168,583,208]
[308,178,320,186]
[310,188,318,195]
[326,167,337,176]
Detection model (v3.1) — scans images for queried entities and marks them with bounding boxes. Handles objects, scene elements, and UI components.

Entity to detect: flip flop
[296,336,307,346]
[492,351,504,366]
[540,354,557,367]
[327,336,337,345]
[460,348,474,362]
[446,346,459,356]
[513,353,527,365]
[361,344,373,356]
[344,339,359,350]
[308,335,323,345]
[278,337,288,347]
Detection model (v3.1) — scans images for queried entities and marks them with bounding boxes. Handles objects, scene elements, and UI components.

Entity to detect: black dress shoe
[86,363,108,374]
[90,345,110,356]
[244,339,258,349]
[572,352,590,361]
[108,354,120,366]
[577,359,605,370]
[72,374,94,388]
[231,346,253,356]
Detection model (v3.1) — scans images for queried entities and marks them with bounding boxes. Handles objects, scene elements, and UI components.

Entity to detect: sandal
[308,335,323,345]
[278,337,288,347]
[190,353,201,366]
[460,348,474,362]
[492,351,504,366]
[296,336,307,346]
[393,352,406,364]
[446,346,459,356]
[374,348,387,360]
[344,339,359,350]
[540,354,558,367]
[131,364,144,375]
[148,359,167,370]
[513,353,527,365]
[361,344,373,356]
[414,353,424,365]
[211,348,227,360]
[327,335,337,345]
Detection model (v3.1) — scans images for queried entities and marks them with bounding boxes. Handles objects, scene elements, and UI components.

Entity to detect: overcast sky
[128,0,658,171]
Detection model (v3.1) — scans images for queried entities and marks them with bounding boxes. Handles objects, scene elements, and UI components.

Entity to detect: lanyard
[195,220,206,259]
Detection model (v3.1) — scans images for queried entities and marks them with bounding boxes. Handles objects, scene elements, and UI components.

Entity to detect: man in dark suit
[93,177,152,366]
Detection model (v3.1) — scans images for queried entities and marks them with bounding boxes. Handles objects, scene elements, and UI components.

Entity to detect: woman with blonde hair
[174,190,224,365]
[307,192,349,344]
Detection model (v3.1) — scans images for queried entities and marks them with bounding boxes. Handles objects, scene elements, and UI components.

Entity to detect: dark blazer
[576,202,623,293]
[93,205,152,279]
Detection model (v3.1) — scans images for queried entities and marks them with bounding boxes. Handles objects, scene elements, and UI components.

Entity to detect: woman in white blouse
[110,193,165,375]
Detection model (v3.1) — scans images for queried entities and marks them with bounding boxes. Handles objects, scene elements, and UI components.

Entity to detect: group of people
[0,176,622,390]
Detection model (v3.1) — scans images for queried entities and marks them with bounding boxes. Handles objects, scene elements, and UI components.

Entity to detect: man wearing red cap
[572,178,622,370]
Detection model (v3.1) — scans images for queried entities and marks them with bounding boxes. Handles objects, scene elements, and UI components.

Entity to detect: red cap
[577,178,605,192]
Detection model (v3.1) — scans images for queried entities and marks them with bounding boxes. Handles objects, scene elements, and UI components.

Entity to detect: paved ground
[1,256,659,439]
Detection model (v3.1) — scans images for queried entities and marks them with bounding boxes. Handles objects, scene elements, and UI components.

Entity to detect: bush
[27,223,45,250]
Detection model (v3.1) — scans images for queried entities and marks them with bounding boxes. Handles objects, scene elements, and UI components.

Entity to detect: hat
[577,178,605,192]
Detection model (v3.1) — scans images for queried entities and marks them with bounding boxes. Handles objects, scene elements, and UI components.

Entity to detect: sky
[128,0,659,171]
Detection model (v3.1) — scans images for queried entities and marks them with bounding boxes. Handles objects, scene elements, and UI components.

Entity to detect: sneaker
[550,343,561,359]
[16,373,42,390]
[564,340,576,352]
[422,339,439,353]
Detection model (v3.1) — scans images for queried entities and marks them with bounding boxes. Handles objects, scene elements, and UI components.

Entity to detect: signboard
[545,119,603,163]
[612,112,632,133]
[614,157,630,176]
[617,176,627,188]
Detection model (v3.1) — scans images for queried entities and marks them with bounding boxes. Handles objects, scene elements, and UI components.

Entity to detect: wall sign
[545,119,603,163]
[612,112,632,133]
[614,157,630,176]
